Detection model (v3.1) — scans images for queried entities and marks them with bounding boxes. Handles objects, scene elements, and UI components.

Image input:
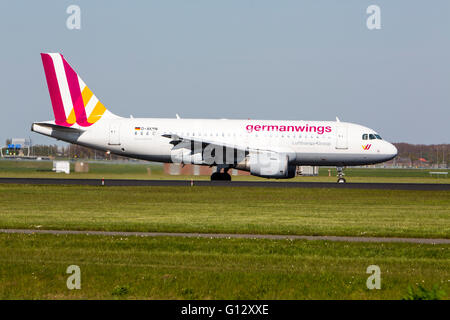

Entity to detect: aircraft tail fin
[40,53,119,127]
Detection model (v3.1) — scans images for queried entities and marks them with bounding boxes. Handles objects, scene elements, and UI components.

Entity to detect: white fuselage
[32,118,398,169]
[33,52,398,179]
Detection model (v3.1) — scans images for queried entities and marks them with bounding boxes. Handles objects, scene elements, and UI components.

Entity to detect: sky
[0,0,449,145]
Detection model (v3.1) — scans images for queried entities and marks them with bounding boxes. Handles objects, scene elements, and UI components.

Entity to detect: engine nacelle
[236,151,296,179]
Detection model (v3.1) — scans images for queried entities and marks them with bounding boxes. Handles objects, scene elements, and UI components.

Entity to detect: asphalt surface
[0,177,449,190]
[1,228,449,244]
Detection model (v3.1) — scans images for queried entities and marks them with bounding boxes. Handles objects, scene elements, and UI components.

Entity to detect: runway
[0,177,449,190]
[1,228,449,244]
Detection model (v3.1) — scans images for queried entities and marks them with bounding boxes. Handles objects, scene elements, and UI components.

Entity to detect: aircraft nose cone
[386,143,398,160]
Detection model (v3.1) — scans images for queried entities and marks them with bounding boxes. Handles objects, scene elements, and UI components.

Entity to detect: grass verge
[0,185,448,238]
[0,233,448,299]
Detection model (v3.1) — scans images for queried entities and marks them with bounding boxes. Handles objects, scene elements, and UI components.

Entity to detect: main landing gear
[336,166,346,183]
[211,165,232,181]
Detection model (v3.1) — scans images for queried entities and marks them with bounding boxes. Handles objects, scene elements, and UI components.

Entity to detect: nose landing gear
[336,166,346,183]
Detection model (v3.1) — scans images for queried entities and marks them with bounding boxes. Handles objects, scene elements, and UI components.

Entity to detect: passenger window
[369,134,376,140]
[362,134,368,140]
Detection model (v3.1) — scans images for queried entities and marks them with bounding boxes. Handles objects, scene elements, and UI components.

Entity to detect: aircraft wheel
[211,172,232,181]
[211,172,222,181]
[337,177,346,184]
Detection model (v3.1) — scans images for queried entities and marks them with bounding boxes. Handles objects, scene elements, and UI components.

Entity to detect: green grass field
[0,185,448,238]
[0,159,448,183]
[0,160,448,299]
[0,233,448,299]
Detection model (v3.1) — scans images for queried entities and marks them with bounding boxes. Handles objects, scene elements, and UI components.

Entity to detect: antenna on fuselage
[335,116,340,122]
[176,114,181,119]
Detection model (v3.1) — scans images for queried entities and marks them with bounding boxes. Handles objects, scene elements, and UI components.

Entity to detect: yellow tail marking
[87,101,107,123]
[67,108,76,124]
[81,86,94,106]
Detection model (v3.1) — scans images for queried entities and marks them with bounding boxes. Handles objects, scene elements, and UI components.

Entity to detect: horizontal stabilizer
[31,121,84,133]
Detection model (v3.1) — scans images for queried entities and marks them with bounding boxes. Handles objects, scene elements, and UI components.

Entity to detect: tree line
[5,140,449,166]
[394,143,449,166]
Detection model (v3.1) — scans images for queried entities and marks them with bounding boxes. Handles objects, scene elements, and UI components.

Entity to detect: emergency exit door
[108,121,121,145]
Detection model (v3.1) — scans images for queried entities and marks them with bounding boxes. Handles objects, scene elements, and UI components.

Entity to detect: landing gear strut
[336,166,346,183]
[211,165,232,181]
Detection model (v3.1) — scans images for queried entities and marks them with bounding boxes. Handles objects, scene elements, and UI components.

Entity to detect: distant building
[53,161,70,174]
[164,163,250,176]
[164,163,320,177]
[297,166,319,176]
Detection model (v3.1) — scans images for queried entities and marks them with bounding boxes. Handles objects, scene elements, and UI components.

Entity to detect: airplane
[32,53,398,183]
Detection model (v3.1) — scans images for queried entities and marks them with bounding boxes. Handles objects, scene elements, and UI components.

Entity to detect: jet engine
[235,151,296,179]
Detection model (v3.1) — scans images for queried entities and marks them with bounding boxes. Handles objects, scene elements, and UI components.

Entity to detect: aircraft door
[335,125,348,149]
[108,121,121,145]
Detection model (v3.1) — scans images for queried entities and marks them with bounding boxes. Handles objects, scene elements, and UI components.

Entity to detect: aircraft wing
[162,133,248,154]
[161,133,280,154]
[162,133,284,166]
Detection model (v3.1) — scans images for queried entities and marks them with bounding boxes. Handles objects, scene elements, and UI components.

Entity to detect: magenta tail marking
[40,54,71,126]
[62,57,92,127]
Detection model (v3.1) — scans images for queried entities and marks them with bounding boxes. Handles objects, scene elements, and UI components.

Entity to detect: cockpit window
[363,133,382,140]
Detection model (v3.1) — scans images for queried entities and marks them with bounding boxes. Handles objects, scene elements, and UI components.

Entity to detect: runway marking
[0,177,449,190]
[0,229,449,244]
